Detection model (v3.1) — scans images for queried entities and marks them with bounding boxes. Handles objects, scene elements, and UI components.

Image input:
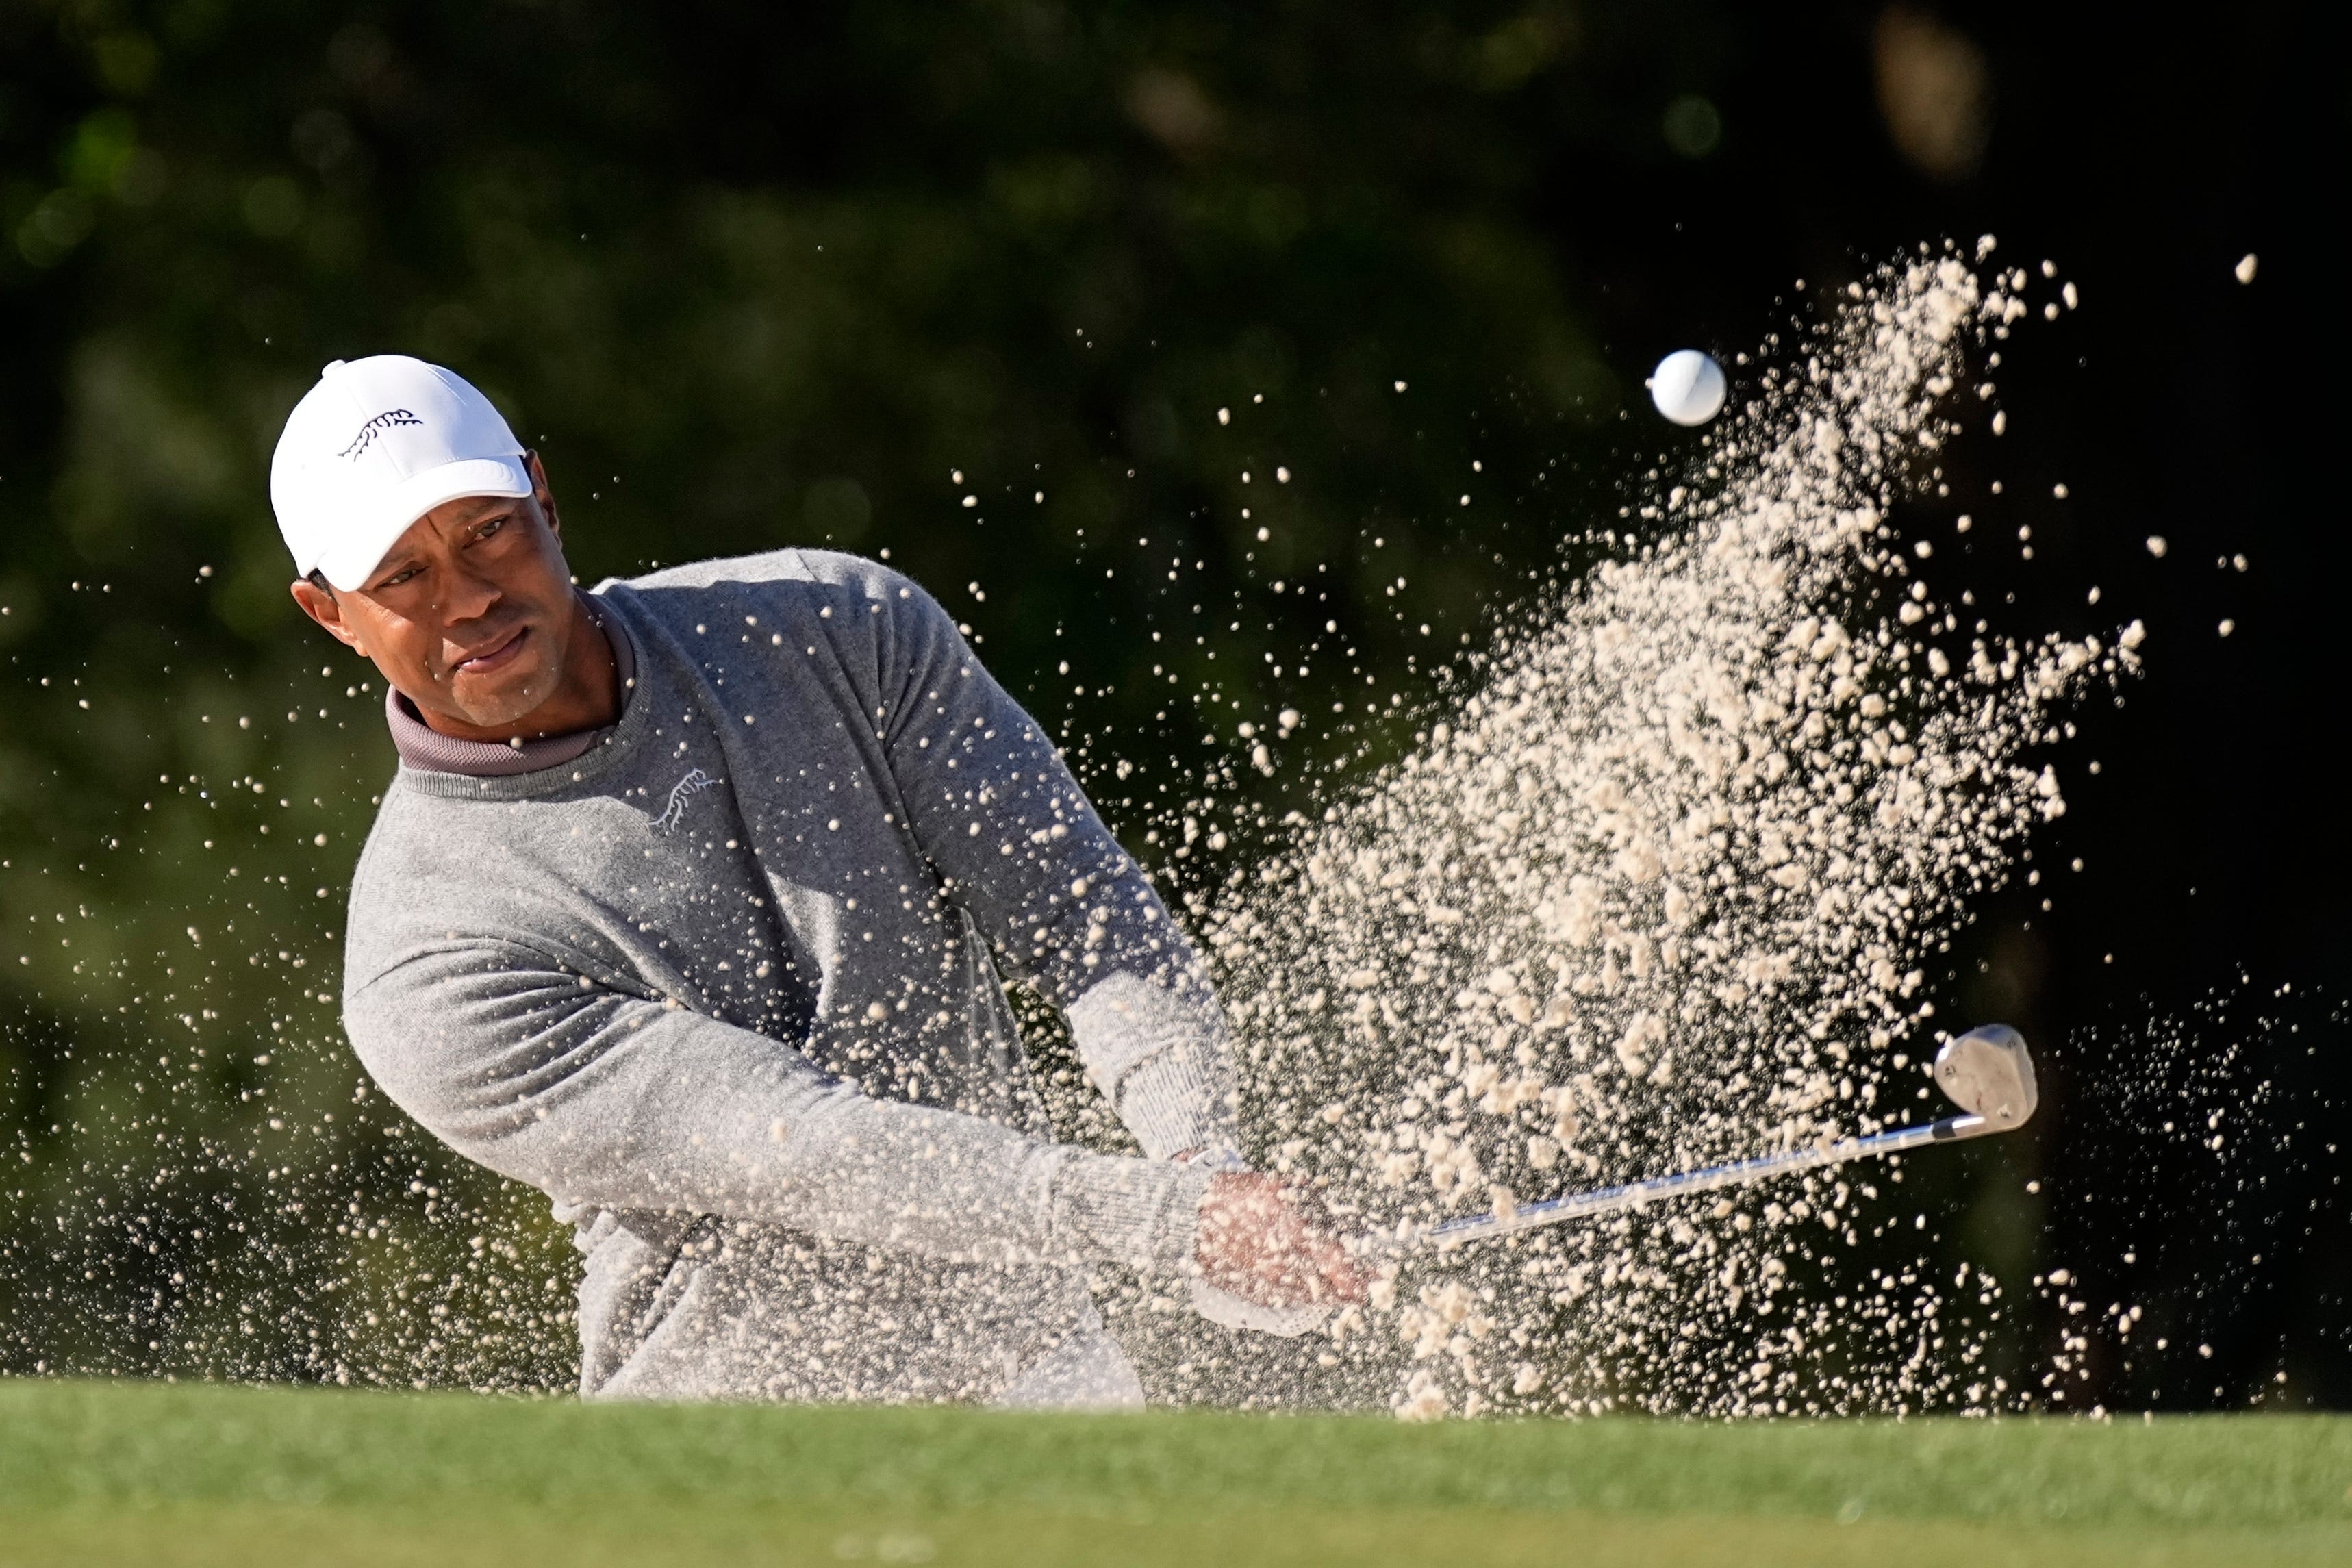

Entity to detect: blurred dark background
[1,1,2340,1407]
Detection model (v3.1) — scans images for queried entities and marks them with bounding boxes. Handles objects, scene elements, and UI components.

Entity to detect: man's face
[289,453,581,737]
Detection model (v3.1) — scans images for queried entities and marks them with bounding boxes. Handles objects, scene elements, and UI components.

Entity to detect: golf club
[1380,1024,2037,1253]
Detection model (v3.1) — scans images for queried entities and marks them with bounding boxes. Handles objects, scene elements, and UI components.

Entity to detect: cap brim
[312,456,533,591]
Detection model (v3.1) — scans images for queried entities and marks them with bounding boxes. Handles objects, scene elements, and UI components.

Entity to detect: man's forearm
[868,570,1241,1161]
[347,948,1210,1274]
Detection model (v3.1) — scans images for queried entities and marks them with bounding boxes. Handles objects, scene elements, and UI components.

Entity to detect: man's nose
[436,560,503,624]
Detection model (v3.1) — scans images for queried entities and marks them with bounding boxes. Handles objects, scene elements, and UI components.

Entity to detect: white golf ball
[1648,349,1727,427]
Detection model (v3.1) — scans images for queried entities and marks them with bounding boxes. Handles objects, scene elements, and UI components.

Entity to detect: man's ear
[290,579,366,655]
[524,449,562,540]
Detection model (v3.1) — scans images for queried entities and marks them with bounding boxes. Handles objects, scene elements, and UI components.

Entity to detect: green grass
[2,1380,2348,1566]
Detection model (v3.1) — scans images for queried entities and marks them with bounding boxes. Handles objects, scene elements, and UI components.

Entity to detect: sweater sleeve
[345,937,1211,1275]
[863,570,1241,1160]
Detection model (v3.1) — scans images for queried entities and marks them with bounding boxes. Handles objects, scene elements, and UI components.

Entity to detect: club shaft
[1400,1114,1990,1251]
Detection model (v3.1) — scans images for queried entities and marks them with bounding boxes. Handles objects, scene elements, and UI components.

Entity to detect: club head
[1933,1024,2038,1130]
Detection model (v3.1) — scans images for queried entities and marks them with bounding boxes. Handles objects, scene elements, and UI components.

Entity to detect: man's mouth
[450,624,529,677]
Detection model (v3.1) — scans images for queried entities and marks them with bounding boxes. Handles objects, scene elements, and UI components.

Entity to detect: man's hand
[1194,1172,1367,1308]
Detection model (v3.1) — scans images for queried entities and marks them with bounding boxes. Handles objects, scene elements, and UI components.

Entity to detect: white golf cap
[270,355,531,592]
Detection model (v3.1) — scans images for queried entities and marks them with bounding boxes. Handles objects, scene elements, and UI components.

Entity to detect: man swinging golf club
[275,355,1363,1406]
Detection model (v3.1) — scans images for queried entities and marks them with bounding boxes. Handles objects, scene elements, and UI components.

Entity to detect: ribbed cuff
[1116,1043,1236,1161]
[1066,970,1240,1160]
[1050,1152,1214,1276]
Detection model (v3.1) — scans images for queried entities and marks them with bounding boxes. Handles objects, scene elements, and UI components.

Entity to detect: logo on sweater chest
[653,768,723,832]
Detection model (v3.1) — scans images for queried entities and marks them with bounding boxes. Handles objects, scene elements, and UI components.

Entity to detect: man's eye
[381,567,420,587]
[478,517,507,540]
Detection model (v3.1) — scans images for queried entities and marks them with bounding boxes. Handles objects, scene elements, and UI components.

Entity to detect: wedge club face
[1933,1023,2038,1130]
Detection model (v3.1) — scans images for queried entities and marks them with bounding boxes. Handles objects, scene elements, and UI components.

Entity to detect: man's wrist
[1050,1150,1217,1275]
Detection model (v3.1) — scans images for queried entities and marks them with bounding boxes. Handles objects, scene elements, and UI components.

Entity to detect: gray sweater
[342,549,1237,1401]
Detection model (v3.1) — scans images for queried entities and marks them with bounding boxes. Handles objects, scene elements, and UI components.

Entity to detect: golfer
[273,355,1362,1405]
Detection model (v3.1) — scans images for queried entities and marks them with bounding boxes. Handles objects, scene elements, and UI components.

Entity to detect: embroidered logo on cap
[338,408,424,460]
